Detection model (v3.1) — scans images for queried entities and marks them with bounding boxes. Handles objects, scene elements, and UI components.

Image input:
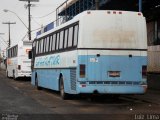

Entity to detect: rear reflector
[119,11,122,14]
[142,65,147,79]
[80,64,85,78]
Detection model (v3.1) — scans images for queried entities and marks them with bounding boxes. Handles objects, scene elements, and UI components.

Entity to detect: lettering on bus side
[35,55,60,68]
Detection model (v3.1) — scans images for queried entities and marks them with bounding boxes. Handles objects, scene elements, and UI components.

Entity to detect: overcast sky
[0,0,65,53]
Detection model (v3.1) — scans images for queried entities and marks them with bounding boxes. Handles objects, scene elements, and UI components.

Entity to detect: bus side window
[36,41,39,55]
[59,30,64,50]
[56,32,60,50]
[38,40,41,54]
[68,27,73,48]
[73,25,79,46]
[49,35,53,52]
[40,39,44,53]
[64,29,68,49]
[46,37,50,52]
[15,46,18,57]
[52,34,56,51]
[43,38,46,53]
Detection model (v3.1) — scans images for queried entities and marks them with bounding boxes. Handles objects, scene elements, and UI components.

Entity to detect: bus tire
[35,76,42,90]
[6,71,9,78]
[60,76,69,100]
[13,70,17,80]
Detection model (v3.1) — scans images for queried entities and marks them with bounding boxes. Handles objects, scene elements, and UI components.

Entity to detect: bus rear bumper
[18,73,31,77]
[76,85,147,94]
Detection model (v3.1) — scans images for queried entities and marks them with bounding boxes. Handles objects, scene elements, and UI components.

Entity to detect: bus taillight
[18,65,21,70]
[142,65,147,79]
[80,64,85,78]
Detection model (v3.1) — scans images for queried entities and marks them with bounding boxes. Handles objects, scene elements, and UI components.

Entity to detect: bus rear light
[119,11,122,14]
[142,65,147,79]
[18,65,21,70]
[81,84,86,87]
[138,13,141,16]
[113,11,116,14]
[80,64,85,78]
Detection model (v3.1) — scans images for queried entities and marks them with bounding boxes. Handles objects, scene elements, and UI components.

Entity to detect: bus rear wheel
[13,71,17,80]
[35,76,42,90]
[6,71,9,78]
[60,77,69,100]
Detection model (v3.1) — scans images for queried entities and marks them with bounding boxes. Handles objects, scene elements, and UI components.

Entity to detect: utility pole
[19,0,39,41]
[2,22,16,47]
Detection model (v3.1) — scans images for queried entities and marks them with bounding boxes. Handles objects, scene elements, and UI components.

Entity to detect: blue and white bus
[30,10,147,99]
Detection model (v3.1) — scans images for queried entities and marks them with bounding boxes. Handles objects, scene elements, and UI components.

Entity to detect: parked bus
[6,40,32,80]
[30,10,147,99]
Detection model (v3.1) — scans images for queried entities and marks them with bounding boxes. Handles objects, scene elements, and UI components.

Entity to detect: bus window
[59,30,64,49]
[73,25,78,46]
[56,33,60,50]
[49,35,53,52]
[43,38,46,53]
[68,27,73,47]
[64,29,68,49]
[46,37,49,52]
[52,34,56,51]
[36,41,39,55]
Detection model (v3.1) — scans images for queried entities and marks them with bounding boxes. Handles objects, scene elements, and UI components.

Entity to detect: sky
[0,0,65,54]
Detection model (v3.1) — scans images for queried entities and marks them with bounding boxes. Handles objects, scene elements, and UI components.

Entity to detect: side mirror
[28,50,32,59]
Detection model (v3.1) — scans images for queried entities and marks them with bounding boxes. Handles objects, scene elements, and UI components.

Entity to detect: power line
[32,9,56,18]
[31,16,41,26]
[0,36,8,46]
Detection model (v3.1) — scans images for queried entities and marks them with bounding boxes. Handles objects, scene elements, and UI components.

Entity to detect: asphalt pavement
[0,69,160,120]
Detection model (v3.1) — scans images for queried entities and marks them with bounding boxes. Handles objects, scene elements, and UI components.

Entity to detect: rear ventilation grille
[70,68,76,91]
